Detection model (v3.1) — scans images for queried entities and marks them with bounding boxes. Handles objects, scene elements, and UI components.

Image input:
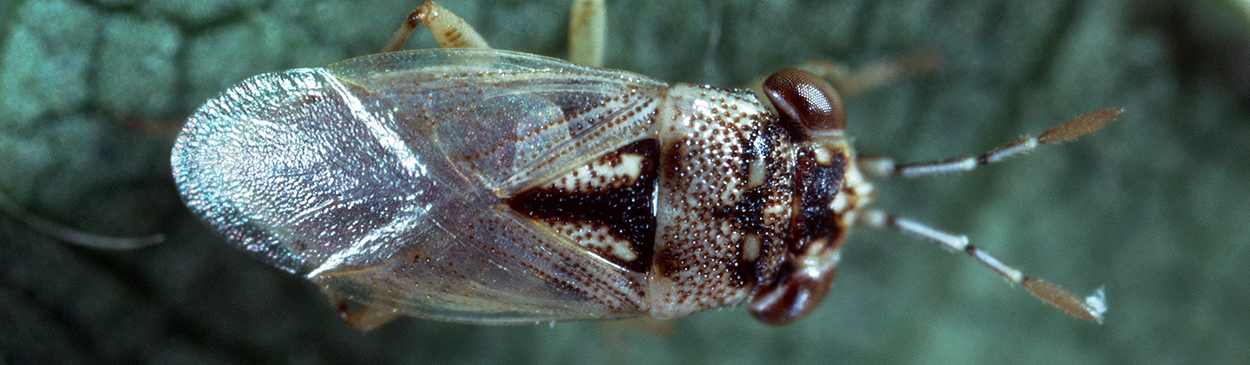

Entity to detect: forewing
[271,50,664,322]
[173,59,662,323]
[328,49,669,194]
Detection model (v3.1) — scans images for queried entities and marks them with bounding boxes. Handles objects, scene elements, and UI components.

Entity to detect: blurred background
[2,0,1248,363]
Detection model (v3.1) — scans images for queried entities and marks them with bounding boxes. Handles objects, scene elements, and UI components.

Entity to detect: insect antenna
[857,108,1122,179]
[849,107,1121,323]
[857,209,1107,323]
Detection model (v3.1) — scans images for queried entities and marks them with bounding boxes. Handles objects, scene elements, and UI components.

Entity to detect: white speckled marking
[550,221,638,262]
[747,158,767,188]
[742,233,760,262]
[548,153,645,191]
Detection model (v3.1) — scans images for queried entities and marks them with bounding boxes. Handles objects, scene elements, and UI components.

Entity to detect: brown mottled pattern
[649,84,793,319]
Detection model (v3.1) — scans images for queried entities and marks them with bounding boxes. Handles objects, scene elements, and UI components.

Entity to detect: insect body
[172,1,1113,329]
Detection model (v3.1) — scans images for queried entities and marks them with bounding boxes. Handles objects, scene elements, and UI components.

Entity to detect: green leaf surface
[2,0,1248,363]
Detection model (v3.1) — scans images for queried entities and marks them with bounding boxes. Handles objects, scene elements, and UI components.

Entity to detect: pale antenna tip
[1084,285,1108,324]
[1022,278,1106,324]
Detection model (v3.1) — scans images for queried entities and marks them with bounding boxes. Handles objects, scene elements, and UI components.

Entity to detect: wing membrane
[329,49,668,194]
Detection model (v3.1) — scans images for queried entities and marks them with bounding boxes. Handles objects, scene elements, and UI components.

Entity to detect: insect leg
[748,51,940,102]
[0,189,163,249]
[328,292,402,332]
[568,0,606,67]
[857,108,1123,178]
[799,52,942,97]
[382,1,490,53]
[857,209,1108,323]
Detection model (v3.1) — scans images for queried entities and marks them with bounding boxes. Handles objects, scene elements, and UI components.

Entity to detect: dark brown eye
[763,69,846,134]
[748,262,837,325]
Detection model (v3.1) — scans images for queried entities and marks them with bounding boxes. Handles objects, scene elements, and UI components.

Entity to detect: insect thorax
[505,83,859,319]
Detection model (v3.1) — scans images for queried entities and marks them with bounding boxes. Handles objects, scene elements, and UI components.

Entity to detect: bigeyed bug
[171,0,1115,330]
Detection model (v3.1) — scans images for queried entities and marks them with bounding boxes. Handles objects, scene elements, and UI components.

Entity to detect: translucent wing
[328,49,669,193]
[173,49,667,323]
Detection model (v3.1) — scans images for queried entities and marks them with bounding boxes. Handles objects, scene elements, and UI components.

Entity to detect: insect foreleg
[747,51,941,106]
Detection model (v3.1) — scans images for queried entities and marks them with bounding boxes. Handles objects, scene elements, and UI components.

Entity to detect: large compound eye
[763,69,846,134]
[748,258,838,325]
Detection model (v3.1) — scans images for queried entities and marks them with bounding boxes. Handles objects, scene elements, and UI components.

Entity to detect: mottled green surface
[2,0,1248,364]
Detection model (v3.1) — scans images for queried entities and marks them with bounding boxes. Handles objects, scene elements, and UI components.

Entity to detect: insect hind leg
[0,189,164,249]
[382,1,490,53]
[328,292,402,332]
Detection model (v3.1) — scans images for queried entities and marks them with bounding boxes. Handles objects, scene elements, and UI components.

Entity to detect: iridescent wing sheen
[173,49,668,323]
